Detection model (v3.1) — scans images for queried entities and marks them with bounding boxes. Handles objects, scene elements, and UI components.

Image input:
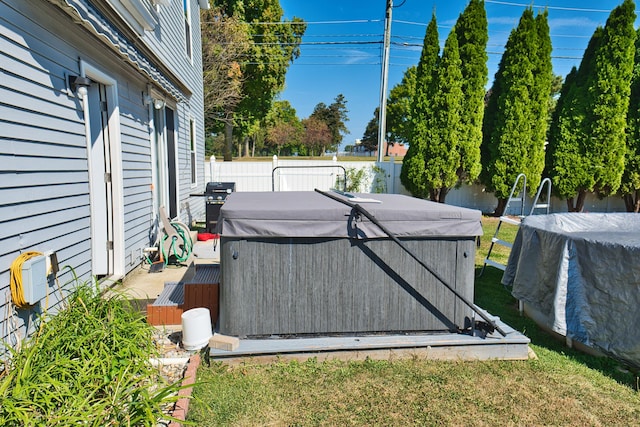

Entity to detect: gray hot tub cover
[503,213,640,367]
[218,191,482,239]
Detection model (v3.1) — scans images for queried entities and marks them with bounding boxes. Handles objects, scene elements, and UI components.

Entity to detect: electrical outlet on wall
[43,250,59,276]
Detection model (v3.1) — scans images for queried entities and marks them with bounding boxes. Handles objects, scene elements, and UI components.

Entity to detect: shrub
[0,282,180,426]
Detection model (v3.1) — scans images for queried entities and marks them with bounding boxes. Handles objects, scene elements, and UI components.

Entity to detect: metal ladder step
[498,216,521,226]
[483,258,507,271]
[491,237,513,249]
[480,175,552,277]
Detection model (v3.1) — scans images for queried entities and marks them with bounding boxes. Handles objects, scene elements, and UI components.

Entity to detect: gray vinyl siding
[140,0,206,219]
[1,0,206,352]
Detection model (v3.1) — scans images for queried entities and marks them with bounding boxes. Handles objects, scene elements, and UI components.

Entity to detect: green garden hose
[160,222,193,265]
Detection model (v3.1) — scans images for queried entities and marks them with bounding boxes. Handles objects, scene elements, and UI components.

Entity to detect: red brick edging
[168,353,201,427]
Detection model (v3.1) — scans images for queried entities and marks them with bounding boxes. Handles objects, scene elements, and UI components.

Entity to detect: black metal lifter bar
[315,188,507,337]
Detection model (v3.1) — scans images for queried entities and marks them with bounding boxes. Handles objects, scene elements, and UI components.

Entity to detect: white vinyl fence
[205,156,626,214]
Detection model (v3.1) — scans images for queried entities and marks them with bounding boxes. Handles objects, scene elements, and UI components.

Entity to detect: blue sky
[277,0,638,150]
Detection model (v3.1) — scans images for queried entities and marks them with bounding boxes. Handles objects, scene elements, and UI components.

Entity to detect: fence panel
[204,156,626,213]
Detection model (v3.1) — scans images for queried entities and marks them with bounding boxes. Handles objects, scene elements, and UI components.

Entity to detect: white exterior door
[81,61,125,279]
[87,83,113,276]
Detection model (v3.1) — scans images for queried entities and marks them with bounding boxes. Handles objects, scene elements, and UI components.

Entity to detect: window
[190,118,197,185]
[107,0,158,34]
[183,0,192,59]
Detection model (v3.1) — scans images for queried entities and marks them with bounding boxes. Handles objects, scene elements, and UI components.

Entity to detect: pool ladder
[480,174,552,276]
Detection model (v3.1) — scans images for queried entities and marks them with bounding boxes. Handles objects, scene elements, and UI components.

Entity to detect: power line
[484,0,618,13]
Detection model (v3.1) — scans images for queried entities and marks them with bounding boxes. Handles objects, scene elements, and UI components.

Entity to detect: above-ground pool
[503,213,640,368]
[217,191,483,337]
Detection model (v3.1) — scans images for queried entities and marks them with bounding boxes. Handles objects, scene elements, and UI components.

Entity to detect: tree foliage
[309,94,349,152]
[422,30,464,202]
[208,0,306,159]
[386,66,417,146]
[201,7,250,132]
[400,13,439,199]
[264,100,303,155]
[361,107,380,153]
[587,0,636,197]
[454,0,487,185]
[481,8,552,215]
[302,116,332,155]
[547,0,636,211]
[623,27,640,212]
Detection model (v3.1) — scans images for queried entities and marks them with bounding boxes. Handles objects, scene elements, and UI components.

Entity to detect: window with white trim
[183,0,192,59]
[190,118,197,185]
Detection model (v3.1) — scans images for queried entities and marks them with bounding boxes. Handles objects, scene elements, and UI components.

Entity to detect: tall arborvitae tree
[454,0,487,185]
[528,11,553,193]
[547,0,636,211]
[587,0,636,199]
[481,8,552,216]
[400,14,439,199]
[622,27,640,212]
[547,31,602,210]
[423,30,464,202]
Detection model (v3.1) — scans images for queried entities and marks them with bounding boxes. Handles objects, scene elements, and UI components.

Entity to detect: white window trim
[107,0,158,34]
[183,0,193,62]
[190,117,197,187]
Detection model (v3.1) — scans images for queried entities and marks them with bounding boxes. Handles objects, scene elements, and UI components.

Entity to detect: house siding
[0,0,206,354]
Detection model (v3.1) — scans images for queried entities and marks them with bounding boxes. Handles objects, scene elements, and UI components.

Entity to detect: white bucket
[181,307,212,350]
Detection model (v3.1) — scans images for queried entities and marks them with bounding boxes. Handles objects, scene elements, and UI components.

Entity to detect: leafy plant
[338,165,387,193]
[0,281,181,426]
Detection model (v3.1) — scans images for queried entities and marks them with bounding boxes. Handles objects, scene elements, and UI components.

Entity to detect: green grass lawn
[188,217,640,426]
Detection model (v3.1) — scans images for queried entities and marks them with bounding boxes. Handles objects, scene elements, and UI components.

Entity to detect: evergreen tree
[400,14,439,199]
[587,0,636,199]
[309,94,349,153]
[423,30,464,202]
[547,0,636,211]
[480,7,552,215]
[361,108,380,154]
[622,27,640,212]
[528,11,553,194]
[546,31,602,210]
[454,0,487,185]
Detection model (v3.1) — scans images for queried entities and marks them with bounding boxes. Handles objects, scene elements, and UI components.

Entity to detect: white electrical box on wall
[21,255,48,305]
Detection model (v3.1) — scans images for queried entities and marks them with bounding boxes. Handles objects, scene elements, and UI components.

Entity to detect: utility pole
[377,0,392,163]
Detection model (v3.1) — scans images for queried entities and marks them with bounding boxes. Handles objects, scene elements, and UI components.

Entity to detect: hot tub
[503,213,640,367]
[217,191,483,337]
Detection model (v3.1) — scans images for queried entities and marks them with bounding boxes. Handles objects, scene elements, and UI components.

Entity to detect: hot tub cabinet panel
[217,192,482,337]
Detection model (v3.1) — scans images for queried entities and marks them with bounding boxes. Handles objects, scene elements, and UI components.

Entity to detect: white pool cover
[503,213,640,367]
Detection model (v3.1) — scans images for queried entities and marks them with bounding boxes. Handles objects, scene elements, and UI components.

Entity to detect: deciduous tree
[209,0,306,160]
[201,7,250,160]
[302,116,332,156]
[386,66,416,146]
